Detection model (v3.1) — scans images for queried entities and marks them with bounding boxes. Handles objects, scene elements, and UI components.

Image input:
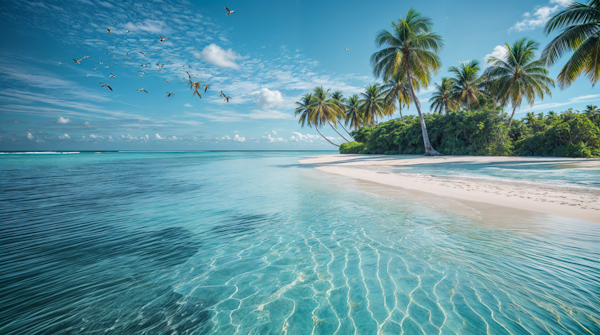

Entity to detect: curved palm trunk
[336,119,355,140]
[507,105,518,128]
[328,121,350,142]
[397,98,405,121]
[315,126,340,147]
[407,70,440,156]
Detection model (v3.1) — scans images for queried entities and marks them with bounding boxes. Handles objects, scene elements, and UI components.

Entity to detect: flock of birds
[59,7,240,102]
[59,6,350,103]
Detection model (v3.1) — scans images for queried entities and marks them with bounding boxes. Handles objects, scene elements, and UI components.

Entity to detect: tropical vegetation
[294,4,600,157]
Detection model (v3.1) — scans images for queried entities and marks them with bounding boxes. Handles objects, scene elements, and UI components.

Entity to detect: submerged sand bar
[301,155,600,224]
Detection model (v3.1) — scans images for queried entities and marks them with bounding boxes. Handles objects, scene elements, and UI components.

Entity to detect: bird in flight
[57,62,62,65]
[126,30,130,33]
[109,73,116,78]
[98,62,103,65]
[220,91,232,103]
[107,28,112,33]
[158,35,170,42]
[225,7,235,15]
[150,52,155,55]
[92,68,96,71]
[344,48,351,51]
[168,59,171,62]
[105,66,109,68]
[192,83,202,99]
[164,79,170,82]
[166,92,175,97]
[106,52,110,55]
[139,51,146,56]
[125,53,129,55]
[87,74,91,77]
[203,84,210,93]
[73,58,81,64]
[186,71,193,79]
[137,88,148,94]
[100,82,113,91]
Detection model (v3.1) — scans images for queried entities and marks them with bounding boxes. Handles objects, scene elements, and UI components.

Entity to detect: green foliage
[514,110,600,157]
[342,108,600,157]
[339,142,367,154]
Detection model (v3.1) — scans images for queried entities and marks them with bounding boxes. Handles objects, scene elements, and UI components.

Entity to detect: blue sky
[0,0,597,150]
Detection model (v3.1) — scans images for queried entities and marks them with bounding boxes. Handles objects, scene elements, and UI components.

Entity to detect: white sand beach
[301,155,600,223]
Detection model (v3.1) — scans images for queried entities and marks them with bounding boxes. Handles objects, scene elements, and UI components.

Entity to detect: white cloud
[85,121,89,125]
[155,133,164,140]
[233,134,246,142]
[251,88,283,108]
[90,134,97,139]
[518,94,600,113]
[57,116,71,124]
[27,132,34,140]
[199,44,240,69]
[59,133,70,139]
[263,134,276,142]
[484,45,508,63]
[170,136,178,140]
[511,0,571,32]
[122,19,166,34]
[221,135,231,140]
[184,103,193,107]
[272,130,277,135]
[290,132,321,142]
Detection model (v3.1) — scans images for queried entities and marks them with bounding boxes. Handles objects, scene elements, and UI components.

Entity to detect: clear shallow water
[1,152,599,334]
[391,158,600,189]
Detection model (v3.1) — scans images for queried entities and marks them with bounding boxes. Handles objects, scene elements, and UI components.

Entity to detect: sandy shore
[300,155,600,223]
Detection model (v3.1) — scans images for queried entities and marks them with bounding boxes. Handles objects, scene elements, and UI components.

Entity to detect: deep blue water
[1,152,599,334]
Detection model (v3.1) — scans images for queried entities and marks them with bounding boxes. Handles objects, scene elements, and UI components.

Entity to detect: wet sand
[300,155,600,224]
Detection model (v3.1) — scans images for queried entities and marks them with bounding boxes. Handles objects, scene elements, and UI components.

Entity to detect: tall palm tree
[485,38,555,128]
[542,0,600,89]
[359,84,390,126]
[345,94,363,131]
[294,93,340,147]
[330,91,355,140]
[429,77,456,114]
[371,9,444,155]
[382,71,416,121]
[311,87,350,143]
[585,104,599,116]
[449,60,486,111]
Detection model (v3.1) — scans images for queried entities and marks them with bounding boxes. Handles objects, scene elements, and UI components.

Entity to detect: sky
[0,0,598,151]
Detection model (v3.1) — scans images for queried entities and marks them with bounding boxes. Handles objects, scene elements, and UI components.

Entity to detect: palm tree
[359,84,390,126]
[542,0,600,89]
[585,104,599,116]
[345,94,363,131]
[330,91,355,140]
[449,60,486,111]
[382,71,416,121]
[371,9,444,155]
[311,87,350,143]
[294,93,340,147]
[429,77,456,114]
[485,38,555,128]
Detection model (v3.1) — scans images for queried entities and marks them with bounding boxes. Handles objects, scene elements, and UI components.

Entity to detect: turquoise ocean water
[1,152,599,334]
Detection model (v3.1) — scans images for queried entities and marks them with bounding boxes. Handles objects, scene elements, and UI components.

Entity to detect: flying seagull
[168,59,171,62]
[225,7,235,15]
[106,52,110,55]
[92,68,96,70]
[73,59,81,64]
[203,83,210,93]
[57,62,62,65]
[107,28,112,33]
[344,48,351,51]
[164,79,170,82]
[220,91,232,103]
[150,52,155,55]
[126,30,130,33]
[166,92,174,97]
[105,66,109,68]
[139,51,146,56]
[87,74,91,77]
[158,35,170,42]
[137,88,148,94]
[109,73,116,78]
[100,82,113,91]
[98,62,103,65]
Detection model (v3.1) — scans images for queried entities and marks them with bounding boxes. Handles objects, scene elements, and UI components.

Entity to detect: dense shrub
[341,108,600,157]
[339,141,367,154]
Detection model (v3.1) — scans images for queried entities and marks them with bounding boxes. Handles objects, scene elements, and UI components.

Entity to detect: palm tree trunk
[337,119,355,141]
[315,126,340,147]
[407,71,440,156]
[328,121,350,142]
[397,98,405,121]
[508,105,517,128]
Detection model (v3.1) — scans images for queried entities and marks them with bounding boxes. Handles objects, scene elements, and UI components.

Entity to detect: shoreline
[300,154,600,224]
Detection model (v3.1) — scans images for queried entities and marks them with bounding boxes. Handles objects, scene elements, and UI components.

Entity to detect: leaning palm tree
[345,94,363,131]
[311,87,350,143]
[429,77,456,114]
[485,38,555,128]
[449,60,486,111]
[382,71,416,121]
[542,0,600,89]
[359,84,390,126]
[294,93,340,147]
[330,91,355,139]
[371,9,444,155]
